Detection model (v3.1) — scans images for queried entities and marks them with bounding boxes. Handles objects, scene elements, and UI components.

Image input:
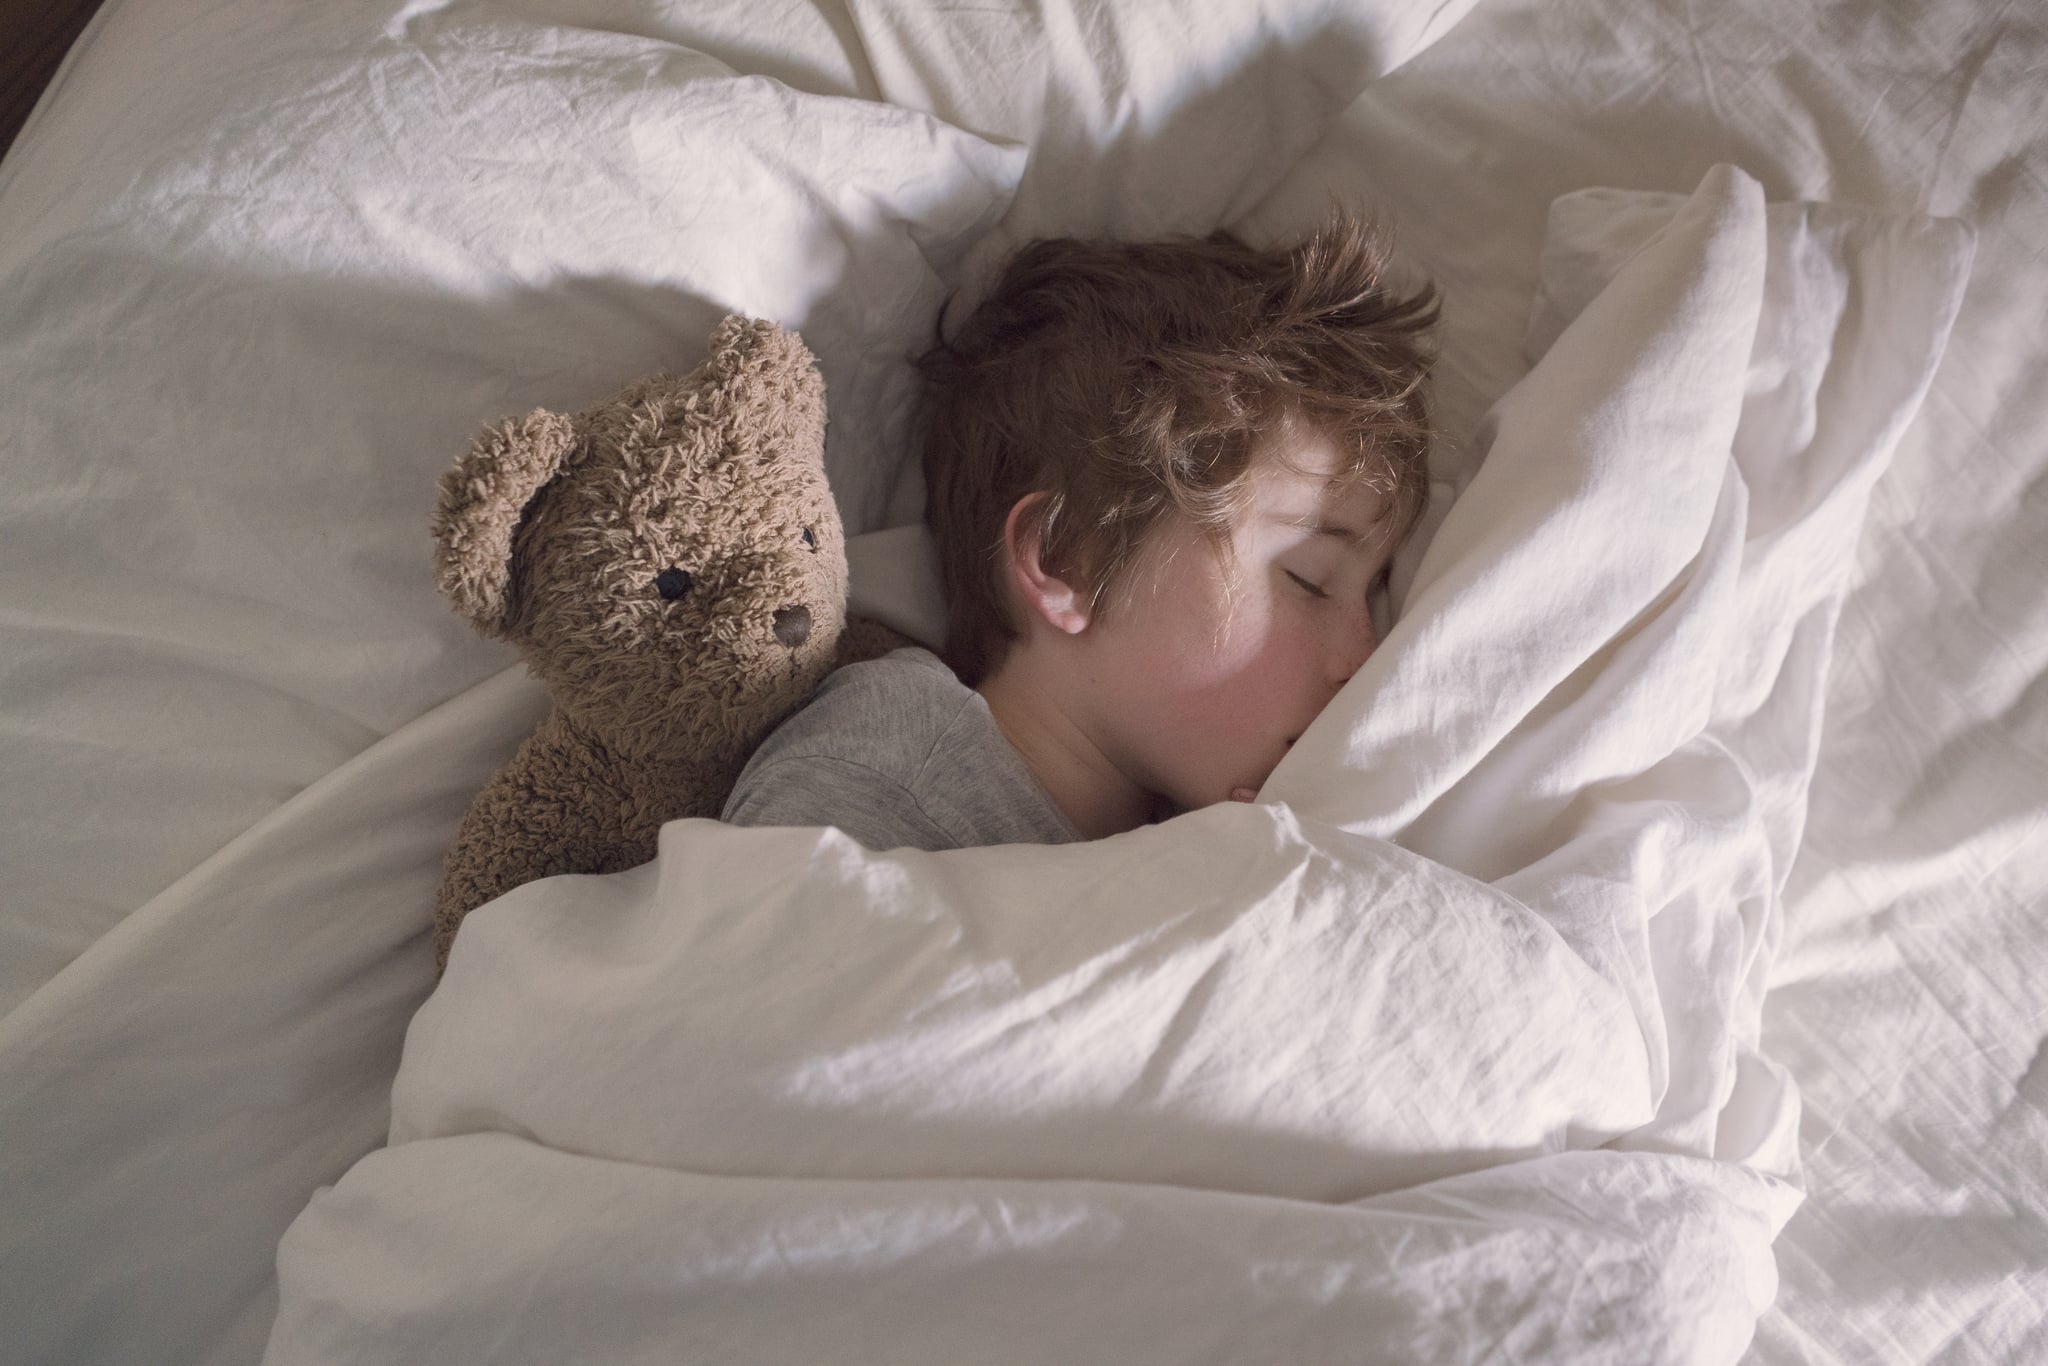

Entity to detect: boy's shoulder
[721,645,1082,850]
[754,645,967,766]
[819,642,959,695]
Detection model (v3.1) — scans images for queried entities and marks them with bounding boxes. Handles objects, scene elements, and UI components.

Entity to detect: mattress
[0,0,2041,1361]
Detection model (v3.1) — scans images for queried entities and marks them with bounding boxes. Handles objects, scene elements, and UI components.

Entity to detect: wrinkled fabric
[264,167,1967,1363]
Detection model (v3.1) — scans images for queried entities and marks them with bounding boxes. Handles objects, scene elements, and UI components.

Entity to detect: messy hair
[916,205,1440,686]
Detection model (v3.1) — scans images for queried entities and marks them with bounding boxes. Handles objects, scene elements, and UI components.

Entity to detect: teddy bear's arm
[431,719,676,971]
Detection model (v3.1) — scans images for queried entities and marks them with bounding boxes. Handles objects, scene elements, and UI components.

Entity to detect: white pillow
[848,0,1480,251]
[0,0,1019,1001]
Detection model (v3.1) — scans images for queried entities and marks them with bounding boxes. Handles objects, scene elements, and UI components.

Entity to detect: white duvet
[264,167,1968,1362]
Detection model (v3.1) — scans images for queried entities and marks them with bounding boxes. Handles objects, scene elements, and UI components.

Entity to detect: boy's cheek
[1178,707,1294,795]
[1126,704,1273,812]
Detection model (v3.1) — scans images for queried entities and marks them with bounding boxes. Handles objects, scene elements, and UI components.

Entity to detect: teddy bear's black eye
[655,567,693,600]
[801,526,817,551]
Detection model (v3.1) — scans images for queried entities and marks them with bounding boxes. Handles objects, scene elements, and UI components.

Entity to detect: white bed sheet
[260,167,1964,1361]
[1,0,2042,1361]
[1238,1,2048,1358]
[0,1,1475,1361]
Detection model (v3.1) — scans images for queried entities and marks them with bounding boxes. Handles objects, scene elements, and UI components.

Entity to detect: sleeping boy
[721,210,1439,850]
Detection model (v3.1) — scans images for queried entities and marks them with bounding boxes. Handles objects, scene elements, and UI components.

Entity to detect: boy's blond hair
[916,207,1440,686]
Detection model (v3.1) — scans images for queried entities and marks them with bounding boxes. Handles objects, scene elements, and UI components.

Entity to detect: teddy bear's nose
[773,605,812,648]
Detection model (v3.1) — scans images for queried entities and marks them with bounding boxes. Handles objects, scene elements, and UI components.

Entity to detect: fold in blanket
[267,167,1971,1363]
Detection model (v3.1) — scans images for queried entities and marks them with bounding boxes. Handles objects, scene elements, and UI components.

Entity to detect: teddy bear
[428,313,906,971]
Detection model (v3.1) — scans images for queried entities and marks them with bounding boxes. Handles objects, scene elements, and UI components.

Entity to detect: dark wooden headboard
[1,0,110,161]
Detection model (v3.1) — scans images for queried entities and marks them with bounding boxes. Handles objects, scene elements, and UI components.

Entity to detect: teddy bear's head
[431,316,848,766]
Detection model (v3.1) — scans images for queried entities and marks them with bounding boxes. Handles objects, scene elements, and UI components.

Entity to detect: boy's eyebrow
[1269,513,1372,545]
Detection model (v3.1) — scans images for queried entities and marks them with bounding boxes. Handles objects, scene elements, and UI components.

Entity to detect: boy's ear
[1002,493,1090,635]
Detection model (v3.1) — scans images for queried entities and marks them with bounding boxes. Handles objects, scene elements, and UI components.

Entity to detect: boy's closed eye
[1285,569,1330,599]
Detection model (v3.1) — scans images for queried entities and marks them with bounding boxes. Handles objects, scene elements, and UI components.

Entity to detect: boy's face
[1078,425,1396,813]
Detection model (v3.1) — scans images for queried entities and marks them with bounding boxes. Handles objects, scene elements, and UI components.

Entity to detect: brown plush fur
[429,314,908,971]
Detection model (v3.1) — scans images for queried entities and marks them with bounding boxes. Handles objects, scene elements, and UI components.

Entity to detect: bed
[0,0,2041,1362]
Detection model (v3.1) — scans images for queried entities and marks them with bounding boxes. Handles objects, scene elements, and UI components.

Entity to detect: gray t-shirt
[721,647,1085,851]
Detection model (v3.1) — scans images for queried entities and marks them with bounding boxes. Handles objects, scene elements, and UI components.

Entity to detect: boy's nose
[1329,615,1378,687]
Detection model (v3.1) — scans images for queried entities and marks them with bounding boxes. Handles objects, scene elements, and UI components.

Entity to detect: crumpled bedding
[263,166,1970,1364]
[3,4,1481,1359]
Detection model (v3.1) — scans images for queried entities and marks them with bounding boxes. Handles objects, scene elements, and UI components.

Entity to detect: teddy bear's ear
[431,409,579,636]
